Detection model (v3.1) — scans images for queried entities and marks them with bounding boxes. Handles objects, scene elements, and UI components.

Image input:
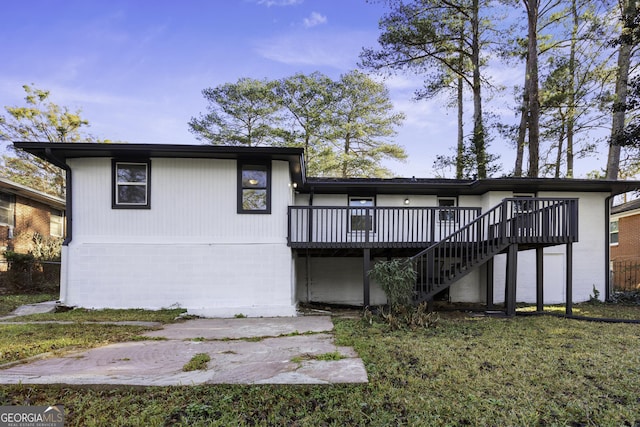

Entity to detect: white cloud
[303,12,327,28]
[256,0,303,7]
[254,30,370,70]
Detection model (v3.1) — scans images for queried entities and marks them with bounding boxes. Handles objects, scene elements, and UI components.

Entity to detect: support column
[363,249,371,308]
[486,257,494,310]
[505,244,518,316]
[566,243,573,316]
[536,247,544,312]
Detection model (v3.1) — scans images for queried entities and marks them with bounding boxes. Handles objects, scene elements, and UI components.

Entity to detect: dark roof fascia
[303,177,640,196]
[13,142,306,187]
[0,177,66,210]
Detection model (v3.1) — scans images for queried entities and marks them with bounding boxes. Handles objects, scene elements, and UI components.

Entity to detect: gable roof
[0,177,66,210]
[13,141,640,197]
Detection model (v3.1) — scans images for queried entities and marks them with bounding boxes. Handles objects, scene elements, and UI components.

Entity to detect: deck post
[505,243,518,316]
[566,243,573,316]
[363,248,371,308]
[486,257,494,310]
[536,247,544,312]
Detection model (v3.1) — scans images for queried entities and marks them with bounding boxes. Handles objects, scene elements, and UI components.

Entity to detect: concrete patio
[0,316,368,386]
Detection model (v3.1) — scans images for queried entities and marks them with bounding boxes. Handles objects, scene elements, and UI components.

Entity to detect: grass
[0,297,180,364]
[291,351,345,363]
[517,302,640,319]
[10,307,186,323]
[182,353,211,372]
[0,323,153,364]
[0,302,639,426]
[0,293,57,316]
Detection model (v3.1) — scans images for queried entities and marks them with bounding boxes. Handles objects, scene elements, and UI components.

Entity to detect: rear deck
[289,198,579,316]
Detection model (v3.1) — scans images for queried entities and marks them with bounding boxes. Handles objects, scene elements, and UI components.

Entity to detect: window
[112,160,151,209]
[349,196,375,231]
[0,193,15,226]
[50,209,64,237]
[610,220,619,245]
[238,162,271,214]
[438,197,457,222]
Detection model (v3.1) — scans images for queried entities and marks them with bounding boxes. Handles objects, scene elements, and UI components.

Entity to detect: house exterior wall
[63,157,296,317]
[295,256,387,306]
[0,194,61,254]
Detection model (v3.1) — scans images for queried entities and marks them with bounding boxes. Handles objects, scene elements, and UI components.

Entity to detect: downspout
[605,195,612,301]
[44,148,72,305]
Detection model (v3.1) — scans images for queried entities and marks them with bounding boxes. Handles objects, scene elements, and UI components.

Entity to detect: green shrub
[3,251,35,271]
[368,258,417,311]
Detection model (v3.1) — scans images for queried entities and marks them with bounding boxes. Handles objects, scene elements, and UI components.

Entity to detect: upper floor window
[0,193,15,226]
[437,197,457,222]
[50,209,64,237]
[610,220,619,245]
[238,162,271,214]
[112,160,151,209]
[349,196,375,231]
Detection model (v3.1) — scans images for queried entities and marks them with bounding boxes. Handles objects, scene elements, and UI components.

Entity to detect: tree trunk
[525,0,540,177]
[606,0,636,180]
[514,55,530,177]
[343,133,350,178]
[566,0,578,178]
[471,0,487,179]
[555,115,566,178]
[457,76,464,179]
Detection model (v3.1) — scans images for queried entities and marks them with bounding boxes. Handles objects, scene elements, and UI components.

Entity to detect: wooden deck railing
[288,206,482,248]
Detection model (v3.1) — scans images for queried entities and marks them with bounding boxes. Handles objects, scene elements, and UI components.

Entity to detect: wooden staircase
[410,198,579,304]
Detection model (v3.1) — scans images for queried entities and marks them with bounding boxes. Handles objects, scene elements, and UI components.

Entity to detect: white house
[15,142,639,317]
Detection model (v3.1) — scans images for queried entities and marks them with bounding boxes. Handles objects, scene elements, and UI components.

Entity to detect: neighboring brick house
[610,199,640,290]
[0,177,66,255]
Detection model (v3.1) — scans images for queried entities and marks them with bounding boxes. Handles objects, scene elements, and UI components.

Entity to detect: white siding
[70,158,291,244]
[63,157,296,317]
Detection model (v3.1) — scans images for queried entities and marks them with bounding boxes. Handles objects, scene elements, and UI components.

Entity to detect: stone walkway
[0,314,368,386]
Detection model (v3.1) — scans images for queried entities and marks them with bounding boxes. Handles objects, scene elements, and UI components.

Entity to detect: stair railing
[410,197,578,301]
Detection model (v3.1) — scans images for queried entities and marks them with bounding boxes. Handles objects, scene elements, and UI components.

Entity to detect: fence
[0,259,61,292]
[611,260,640,292]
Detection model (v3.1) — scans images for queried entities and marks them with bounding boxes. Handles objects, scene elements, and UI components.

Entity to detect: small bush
[610,290,640,304]
[379,303,439,331]
[368,258,417,311]
[3,251,35,271]
[30,232,62,262]
[588,285,602,304]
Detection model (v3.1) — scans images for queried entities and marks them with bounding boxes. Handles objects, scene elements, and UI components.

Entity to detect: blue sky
[0,0,608,178]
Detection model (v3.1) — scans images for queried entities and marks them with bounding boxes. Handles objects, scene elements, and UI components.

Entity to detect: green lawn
[1,303,639,426]
[0,293,57,317]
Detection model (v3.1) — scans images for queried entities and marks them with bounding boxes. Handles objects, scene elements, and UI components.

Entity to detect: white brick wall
[64,242,295,317]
